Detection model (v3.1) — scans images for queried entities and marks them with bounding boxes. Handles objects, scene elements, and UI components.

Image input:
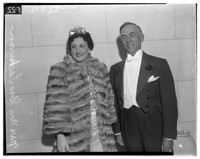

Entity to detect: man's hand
[115,134,124,146]
[161,138,174,152]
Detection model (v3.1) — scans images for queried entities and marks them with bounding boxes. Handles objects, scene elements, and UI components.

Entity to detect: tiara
[69,26,86,37]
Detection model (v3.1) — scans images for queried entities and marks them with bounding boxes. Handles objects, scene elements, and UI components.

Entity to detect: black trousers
[121,106,163,152]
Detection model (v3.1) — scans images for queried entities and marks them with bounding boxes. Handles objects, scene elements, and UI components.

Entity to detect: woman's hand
[56,133,68,152]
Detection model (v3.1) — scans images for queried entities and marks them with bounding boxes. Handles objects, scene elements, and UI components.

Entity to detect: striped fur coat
[43,54,117,152]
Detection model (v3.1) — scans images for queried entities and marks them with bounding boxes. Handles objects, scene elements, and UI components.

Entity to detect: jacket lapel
[137,52,154,95]
[114,60,125,102]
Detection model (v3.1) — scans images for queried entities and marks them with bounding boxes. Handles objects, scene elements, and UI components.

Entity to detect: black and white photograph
[3,1,197,156]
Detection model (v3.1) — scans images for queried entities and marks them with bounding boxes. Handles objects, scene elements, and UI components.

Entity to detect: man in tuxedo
[110,22,178,153]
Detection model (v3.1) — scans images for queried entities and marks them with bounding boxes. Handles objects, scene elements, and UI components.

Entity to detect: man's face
[120,24,144,55]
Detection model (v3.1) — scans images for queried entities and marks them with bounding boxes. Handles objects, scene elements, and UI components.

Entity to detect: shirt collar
[126,49,143,62]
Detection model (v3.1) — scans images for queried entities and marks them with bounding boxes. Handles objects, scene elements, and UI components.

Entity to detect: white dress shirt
[123,50,143,109]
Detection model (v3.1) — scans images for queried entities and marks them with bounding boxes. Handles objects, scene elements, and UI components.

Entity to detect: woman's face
[71,37,90,63]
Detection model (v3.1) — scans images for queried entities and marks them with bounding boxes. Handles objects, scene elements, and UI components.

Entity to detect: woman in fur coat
[43,26,117,152]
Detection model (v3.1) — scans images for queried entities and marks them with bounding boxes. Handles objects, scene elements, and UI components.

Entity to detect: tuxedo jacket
[110,52,178,140]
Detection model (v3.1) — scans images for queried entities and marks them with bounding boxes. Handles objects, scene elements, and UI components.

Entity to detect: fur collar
[63,54,107,77]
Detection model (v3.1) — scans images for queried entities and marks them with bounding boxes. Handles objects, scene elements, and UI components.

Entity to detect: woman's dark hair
[67,32,94,52]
